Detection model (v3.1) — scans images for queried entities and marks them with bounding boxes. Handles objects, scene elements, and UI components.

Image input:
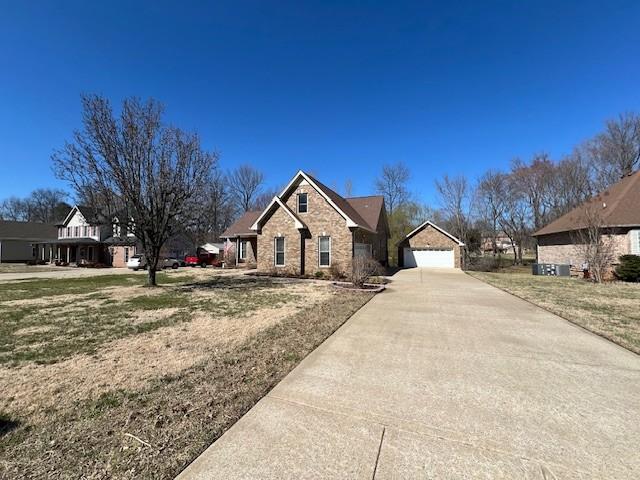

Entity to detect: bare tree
[343,179,354,197]
[510,154,556,231]
[27,188,69,223]
[499,176,530,265]
[0,189,69,223]
[587,112,640,189]
[375,162,410,215]
[475,170,507,256]
[52,94,217,286]
[228,165,264,212]
[551,151,593,217]
[435,174,470,248]
[0,197,30,221]
[571,205,615,283]
[252,186,280,211]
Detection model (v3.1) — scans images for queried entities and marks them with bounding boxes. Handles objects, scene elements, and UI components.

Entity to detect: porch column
[66,246,70,263]
[236,237,240,264]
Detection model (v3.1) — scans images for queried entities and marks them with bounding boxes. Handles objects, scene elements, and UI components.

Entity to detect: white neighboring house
[53,205,138,267]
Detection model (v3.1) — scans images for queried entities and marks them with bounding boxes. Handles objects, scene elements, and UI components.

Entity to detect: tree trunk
[147,267,157,287]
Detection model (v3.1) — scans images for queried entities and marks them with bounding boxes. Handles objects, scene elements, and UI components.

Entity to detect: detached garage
[398,221,464,268]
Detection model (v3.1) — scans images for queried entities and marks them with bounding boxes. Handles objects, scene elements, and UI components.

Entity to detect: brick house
[398,221,465,268]
[532,170,640,275]
[221,171,389,275]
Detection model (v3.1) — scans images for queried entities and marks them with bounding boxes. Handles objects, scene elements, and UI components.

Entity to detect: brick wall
[398,224,462,268]
[536,230,631,268]
[282,182,354,276]
[257,207,303,275]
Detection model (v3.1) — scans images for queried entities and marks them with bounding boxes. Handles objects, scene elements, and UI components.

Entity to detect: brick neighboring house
[53,205,138,267]
[221,171,389,275]
[398,221,465,268]
[532,170,640,275]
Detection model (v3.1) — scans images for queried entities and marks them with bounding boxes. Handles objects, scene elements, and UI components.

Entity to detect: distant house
[0,220,57,263]
[533,170,640,275]
[481,232,516,254]
[53,205,138,267]
[221,171,389,275]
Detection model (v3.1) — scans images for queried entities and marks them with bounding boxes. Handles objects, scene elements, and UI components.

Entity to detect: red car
[184,252,222,268]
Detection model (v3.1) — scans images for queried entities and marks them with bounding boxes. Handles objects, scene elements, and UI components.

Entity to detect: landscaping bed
[0,271,373,478]
[468,271,640,354]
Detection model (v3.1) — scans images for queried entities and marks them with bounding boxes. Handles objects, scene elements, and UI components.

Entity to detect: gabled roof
[403,220,465,246]
[58,205,104,226]
[0,220,57,241]
[275,171,382,232]
[533,170,640,236]
[220,210,262,238]
[250,196,306,231]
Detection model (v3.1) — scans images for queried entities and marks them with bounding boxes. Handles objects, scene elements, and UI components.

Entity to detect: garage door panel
[404,247,454,268]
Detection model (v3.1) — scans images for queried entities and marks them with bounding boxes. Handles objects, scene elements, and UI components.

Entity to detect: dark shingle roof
[345,195,385,232]
[0,221,57,241]
[533,170,640,236]
[220,211,262,238]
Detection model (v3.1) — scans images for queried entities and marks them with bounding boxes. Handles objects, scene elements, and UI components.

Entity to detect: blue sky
[1,1,639,205]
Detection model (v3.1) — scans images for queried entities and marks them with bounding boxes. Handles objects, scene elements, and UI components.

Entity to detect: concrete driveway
[178,268,640,479]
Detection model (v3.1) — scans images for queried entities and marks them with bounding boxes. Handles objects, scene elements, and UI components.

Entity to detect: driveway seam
[371,426,385,479]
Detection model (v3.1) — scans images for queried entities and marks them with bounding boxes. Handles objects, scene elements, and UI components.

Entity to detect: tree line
[376,112,640,266]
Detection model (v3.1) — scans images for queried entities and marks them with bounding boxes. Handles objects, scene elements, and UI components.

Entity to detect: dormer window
[297,193,308,213]
[112,219,121,237]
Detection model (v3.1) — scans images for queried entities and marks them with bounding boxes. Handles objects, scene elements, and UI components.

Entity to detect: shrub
[615,255,640,282]
[466,255,502,272]
[314,271,325,279]
[329,262,345,280]
[351,256,383,288]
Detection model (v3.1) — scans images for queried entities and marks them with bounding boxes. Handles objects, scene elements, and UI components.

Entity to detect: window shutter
[631,230,640,255]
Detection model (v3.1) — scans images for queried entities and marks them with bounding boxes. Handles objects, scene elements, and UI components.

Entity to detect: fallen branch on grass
[124,432,152,448]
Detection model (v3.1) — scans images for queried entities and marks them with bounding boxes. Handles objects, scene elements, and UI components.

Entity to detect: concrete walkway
[178,268,640,479]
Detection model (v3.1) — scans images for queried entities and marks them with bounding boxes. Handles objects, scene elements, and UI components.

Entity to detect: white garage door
[404,248,454,268]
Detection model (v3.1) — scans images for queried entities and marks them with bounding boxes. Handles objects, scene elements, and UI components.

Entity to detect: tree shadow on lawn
[179,275,290,292]
[0,413,20,437]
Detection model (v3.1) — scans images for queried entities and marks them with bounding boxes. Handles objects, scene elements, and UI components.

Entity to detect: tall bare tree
[252,186,280,211]
[374,162,410,215]
[435,174,470,249]
[53,94,217,286]
[587,112,640,189]
[475,171,507,256]
[499,177,530,265]
[510,154,556,231]
[228,165,264,213]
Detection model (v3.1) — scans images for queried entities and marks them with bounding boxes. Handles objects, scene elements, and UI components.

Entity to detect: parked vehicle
[127,255,180,271]
[161,257,180,269]
[185,252,222,268]
[127,254,144,271]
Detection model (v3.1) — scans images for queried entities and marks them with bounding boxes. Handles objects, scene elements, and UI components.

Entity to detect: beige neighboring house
[0,220,57,263]
[533,170,640,275]
[221,170,389,275]
[53,205,138,267]
[398,221,465,268]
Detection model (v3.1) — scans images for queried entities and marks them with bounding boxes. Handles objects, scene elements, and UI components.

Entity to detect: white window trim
[297,192,308,214]
[239,240,247,260]
[318,236,331,267]
[274,237,286,267]
[630,229,640,255]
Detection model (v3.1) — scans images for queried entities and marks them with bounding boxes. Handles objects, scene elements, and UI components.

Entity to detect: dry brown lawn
[0,270,373,479]
[468,272,640,354]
